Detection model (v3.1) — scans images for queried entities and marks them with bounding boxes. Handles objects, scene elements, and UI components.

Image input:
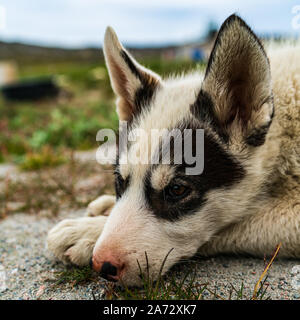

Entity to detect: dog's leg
[198,191,300,258]
[47,216,107,266]
[86,195,116,217]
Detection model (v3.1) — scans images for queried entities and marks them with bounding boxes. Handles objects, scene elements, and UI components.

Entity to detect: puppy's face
[93,15,274,286]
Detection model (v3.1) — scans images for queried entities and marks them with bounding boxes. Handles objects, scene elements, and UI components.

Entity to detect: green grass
[54,266,95,286]
[0,93,118,168]
[19,146,67,171]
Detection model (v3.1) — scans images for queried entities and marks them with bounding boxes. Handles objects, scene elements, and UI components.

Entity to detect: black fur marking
[190,89,229,143]
[120,50,142,82]
[114,156,130,199]
[120,49,159,121]
[246,122,272,147]
[246,97,274,147]
[114,171,130,199]
[134,80,157,116]
[190,90,215,122]
[144,123,245,221]
[205,14,268,78]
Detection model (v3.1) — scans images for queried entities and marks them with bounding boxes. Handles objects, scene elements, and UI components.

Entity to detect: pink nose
[92,255,125,282]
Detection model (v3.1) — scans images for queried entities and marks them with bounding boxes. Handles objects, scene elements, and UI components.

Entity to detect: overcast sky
[0,0,299,48]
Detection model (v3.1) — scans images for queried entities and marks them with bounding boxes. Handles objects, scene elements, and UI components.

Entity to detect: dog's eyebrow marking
[119,163,130,181]
[150,165,176,191]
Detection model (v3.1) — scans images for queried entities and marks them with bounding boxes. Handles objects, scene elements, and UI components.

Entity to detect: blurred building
[162,23,218,62]
[173,39,214,62]
[0,61,18,86]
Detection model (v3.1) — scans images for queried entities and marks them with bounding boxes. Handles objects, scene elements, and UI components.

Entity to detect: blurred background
[0,0,299,218]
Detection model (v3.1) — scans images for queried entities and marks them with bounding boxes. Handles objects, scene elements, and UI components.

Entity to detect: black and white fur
[48,15,300,286]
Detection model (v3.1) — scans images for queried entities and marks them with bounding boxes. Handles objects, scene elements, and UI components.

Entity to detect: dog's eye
[167,184,190,199]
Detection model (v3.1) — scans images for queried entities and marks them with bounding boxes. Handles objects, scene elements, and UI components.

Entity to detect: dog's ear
[104,27,161,122]
[198,15,274,146]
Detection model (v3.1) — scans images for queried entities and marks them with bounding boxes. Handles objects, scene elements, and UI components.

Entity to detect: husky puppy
[47,15,300,286]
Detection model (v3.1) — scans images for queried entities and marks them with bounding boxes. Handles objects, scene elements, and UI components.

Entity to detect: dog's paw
[86,195,116,217]
[47,216,107,266]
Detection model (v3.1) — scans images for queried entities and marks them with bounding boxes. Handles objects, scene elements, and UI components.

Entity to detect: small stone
[11,268,18,275]
[0,265,7,293]
[6,202,25,212]
[22,293,30,300]
[36,285,45,298]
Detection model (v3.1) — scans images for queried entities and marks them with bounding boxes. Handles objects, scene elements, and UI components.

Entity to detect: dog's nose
[100,262,118,280]
[92,257,124,282]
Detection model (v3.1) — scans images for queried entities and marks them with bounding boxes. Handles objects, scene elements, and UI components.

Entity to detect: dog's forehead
[137,75,203,133]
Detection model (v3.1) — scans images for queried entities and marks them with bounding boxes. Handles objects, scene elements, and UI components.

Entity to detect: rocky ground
[1,209,300,300]
[1,157,300,300]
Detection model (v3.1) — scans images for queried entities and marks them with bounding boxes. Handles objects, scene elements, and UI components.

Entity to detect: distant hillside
[0,41,170,64]
[0,41,103,63]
